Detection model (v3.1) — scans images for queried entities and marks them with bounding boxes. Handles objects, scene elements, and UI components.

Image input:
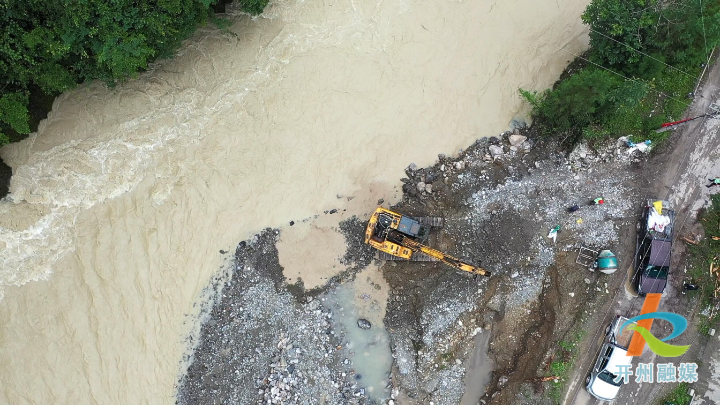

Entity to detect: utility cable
[587,27,696,79]
[555,45,693,109]
[568,112,719,404]
[701,0,710,65]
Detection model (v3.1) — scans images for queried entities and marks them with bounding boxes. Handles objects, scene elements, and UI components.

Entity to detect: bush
[657,382,692,405]
[519,0,718,145]
[521,68,647,137]
[236,0,271,15]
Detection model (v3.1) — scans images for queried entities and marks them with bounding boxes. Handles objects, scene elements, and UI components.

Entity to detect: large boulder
[508,134,527,147]
[0,156,11,199]
[488,145,504,159]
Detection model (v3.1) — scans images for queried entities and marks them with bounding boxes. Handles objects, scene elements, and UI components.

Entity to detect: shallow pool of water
[323,265,392,401]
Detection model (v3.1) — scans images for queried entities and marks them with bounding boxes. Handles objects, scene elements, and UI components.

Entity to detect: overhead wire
[587,27,696,79]
[701,0,710,65]
[555,45,693,108]
[565,2,718,401]
[567,105,720,405]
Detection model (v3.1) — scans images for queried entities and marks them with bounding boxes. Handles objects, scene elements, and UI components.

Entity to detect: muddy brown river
[0,0,590,402]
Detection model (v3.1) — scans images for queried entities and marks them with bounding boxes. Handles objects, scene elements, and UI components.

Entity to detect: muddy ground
[381,133,651,405]
[176,127,667,405]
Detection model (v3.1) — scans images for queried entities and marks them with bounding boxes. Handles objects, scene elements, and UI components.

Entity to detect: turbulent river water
[0,0,590,402]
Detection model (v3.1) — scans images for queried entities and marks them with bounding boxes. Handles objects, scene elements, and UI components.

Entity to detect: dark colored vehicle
[634,200,675,296]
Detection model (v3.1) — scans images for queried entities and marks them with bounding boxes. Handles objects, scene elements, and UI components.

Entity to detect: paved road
[563,53,720,405]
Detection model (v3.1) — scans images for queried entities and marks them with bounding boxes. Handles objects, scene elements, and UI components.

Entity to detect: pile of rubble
[386,130,645,403]
[401,130,534,199]
[177,231,364,405]
[568,136,652,170]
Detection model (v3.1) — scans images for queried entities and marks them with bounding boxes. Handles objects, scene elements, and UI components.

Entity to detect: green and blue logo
[621,312,691,357]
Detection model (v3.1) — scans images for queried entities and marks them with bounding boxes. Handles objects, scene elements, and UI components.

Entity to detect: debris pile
[177,231,363,405]
[387,131,645,402]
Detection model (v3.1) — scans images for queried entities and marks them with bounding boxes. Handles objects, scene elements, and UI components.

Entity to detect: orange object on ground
[627,293,663,356]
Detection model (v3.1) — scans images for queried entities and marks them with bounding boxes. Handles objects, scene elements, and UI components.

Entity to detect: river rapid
[0,0,589,402]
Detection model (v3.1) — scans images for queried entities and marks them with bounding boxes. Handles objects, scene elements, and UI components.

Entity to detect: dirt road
[564,53,720,405]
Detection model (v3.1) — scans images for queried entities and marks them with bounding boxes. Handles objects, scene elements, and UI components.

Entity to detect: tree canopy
[582,0,720,77]
[0,0,268,144]
[521,0,720,145]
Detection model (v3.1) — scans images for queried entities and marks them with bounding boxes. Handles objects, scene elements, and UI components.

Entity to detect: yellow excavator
[364,207,491,277]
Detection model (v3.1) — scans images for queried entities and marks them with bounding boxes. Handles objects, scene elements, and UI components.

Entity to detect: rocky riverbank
[176,129,655,404]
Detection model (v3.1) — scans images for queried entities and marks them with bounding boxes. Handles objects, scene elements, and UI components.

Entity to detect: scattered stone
[407,163,418,172]
[417,182,426,192]
[290,221,295,226]
[425,183,433,194]
[510,271,519,279]
[329,209,338,214]
[219,250,227,254]
[377,199,384,205]
[584,278,591,284]
[489,145,504,158]
[498,376,509,387]
[454,161,465,170]
[357,319,371,330]
[508,134,527,146]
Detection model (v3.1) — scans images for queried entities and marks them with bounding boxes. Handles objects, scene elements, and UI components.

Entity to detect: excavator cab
[364,207,491,277]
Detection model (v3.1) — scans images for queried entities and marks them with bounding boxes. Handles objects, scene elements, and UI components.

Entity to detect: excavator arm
[400,236,491,277]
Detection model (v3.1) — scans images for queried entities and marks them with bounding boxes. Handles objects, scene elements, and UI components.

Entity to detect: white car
[586,316,635,401]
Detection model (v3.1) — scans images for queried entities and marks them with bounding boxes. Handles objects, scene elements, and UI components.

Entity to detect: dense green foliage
[523,68,648,134]
[582,0,660,73]
[0,0,268,145]
[522,0,720,144]
[584,0,720,76]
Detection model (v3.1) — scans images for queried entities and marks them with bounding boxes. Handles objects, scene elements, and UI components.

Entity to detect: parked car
[586,316,635,401]
[634,200,675,296]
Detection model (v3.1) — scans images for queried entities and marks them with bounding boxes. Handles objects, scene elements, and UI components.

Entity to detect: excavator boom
[401,237,491,277]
